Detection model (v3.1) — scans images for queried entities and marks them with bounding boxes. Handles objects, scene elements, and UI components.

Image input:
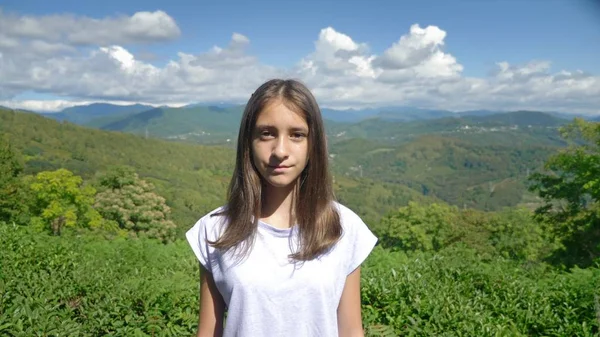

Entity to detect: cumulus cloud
[0,28,282,105]
[293,25,598,113]
[0,10,599,115]
[0,99,187,113]
[0,9,180,48]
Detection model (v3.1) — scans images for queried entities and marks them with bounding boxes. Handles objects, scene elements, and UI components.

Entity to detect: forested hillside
[0,108,233,235]
[0,107,431,230]
[29,103,577,212]
[329,135,557,210]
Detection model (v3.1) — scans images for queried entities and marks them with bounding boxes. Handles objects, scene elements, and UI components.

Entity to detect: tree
[528,118,600,267]
[378,202,467,252]
[29,168,104,235]
[94,166,177,243]
[485,207,556,261]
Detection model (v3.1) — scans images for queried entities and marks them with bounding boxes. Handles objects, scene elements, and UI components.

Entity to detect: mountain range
[0,102,592,220]
[40,103,155,125]
[16,102,591,147]
[34,102,598,126]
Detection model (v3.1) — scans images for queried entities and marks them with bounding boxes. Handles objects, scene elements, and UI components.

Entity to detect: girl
[186,79,378,337]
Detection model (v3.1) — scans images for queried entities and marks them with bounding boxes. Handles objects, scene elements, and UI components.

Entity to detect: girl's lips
[269,165,291,172]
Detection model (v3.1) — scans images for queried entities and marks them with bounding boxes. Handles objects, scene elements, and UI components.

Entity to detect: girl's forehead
[256,100,308,125]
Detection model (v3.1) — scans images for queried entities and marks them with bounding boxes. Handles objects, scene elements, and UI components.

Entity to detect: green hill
[0,107,432,231]
[325,110,569,146]
[463,110,569,126]
[329,135,558,211]
[0,107,234,235]
[98,105,244,145]
[1,105,569,222]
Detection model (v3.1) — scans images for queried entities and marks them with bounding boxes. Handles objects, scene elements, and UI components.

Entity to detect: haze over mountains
[33,102,597,126]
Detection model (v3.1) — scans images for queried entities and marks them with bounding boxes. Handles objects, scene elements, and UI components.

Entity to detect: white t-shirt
[185,201,378,337]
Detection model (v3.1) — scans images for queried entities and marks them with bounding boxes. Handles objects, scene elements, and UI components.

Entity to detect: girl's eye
[291,133,307,140]
[260,130,273,138]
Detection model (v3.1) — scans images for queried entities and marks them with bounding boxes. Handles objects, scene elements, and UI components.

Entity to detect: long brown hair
[209,79,342,261]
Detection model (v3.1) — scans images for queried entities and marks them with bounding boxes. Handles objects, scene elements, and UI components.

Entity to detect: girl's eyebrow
[255,124,308,133]
[255,123,275,129]
[289,126,309,133]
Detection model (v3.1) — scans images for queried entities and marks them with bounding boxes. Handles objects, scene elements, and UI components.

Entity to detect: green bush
[0,222,198,336]
[361,246,600,336]
[1,223,598,336]
[377,202,556,263]
[93,166,177,243]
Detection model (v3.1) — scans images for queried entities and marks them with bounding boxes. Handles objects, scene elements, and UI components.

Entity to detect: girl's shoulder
[331,201,378,274]
[185,205,229,271]
[188,205,229,240]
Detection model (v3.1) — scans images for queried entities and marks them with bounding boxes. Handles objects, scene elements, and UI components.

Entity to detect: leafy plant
[528,118,600,267]
[28,169,106,235]
[94,165,177,243]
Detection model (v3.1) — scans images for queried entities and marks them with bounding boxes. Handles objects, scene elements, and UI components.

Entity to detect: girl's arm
[337,266,365,337]
[196,263,225,337]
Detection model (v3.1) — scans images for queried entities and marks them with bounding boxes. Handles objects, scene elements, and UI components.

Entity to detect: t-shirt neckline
[258,220,298,238]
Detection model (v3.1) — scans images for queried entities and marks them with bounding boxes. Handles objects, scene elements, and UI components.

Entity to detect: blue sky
[1,0,599,113]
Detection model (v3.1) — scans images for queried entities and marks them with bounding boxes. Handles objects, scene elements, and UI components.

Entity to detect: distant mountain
[463,110,567,127]
[375,107,456,121]
[323,106,466,122]
[100,105,244,144]
[184,102,242,109]
[325,110,570,147]
[321,108,378,123]
[457,110,501,117]
[41,103,154,125]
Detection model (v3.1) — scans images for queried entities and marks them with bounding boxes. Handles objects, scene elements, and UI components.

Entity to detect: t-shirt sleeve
[345,215,378,275]
[185,216,214,273]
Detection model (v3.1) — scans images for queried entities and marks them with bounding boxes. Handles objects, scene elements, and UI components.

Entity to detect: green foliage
[28,169,105,235]
[377,202,553,262]
[95,165,139,189]
[94,166,177,243]
[0,222,199,336]
[378,202,465,252]
[0,138,29,224]
[334,176,437,227]
[0,107,232,237]
[1,223,597,336]
[361,246,600,336]
[528,118,600,267]
[330,135,557,212]
[486,207,557,261]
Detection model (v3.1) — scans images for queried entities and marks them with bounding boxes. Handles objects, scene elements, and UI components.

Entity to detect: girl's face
[251,99,309,191]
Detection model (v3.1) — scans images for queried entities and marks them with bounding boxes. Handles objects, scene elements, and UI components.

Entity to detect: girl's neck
[260,181,298,229]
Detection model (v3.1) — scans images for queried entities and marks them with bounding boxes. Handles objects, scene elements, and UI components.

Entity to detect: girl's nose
[273,137,289,159]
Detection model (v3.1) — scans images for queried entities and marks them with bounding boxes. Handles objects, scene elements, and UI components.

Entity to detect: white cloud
[0,10,598,115]
[0,9,180,48]
[0,99,186,112]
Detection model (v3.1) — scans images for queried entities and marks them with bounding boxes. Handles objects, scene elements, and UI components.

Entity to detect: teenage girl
[186,79,378,337]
